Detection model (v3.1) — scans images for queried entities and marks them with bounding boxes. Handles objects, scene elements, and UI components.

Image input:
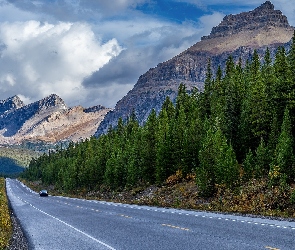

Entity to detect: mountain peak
[255,1,275,10]
[8,95,24,108]
[0,95,24,114]
[201,1,292,41]
[257,1,274,11]
[38,94,67,110]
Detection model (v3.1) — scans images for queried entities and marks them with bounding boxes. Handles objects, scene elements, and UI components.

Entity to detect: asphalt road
[6,178,295,250]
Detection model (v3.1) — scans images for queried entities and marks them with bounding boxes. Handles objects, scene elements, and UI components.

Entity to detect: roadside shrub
[0,178,12,249]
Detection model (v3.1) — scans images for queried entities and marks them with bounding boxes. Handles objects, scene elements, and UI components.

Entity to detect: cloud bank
[0,20,122,106]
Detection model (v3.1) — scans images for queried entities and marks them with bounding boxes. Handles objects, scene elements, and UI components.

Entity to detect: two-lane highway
[6,178,295,250]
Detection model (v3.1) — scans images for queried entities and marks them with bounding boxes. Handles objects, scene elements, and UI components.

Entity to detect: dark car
[39,190,48,197]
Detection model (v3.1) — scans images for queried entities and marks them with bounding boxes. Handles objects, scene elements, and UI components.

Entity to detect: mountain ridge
[0,94,110,145]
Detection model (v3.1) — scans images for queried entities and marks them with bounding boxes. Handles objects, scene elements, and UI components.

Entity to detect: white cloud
[86,83,135,109]
[199,11,224,36]
[17,94,32,105]
[0,0,40,22]
[83,17,203,84]
[0,20,123,106]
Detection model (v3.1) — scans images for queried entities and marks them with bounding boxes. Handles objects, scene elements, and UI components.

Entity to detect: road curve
[6,178,295,250]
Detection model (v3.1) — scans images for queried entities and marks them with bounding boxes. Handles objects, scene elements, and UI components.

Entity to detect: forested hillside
[0,147,40,167]
[22,33,295,208]
[0,147,41,176]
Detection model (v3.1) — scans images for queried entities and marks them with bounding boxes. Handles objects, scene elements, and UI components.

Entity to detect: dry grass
[0,178,12,249]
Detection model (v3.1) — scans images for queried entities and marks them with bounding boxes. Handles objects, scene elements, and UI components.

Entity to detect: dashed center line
[119,214,132,218]
[162,224,189,231]
[265,246,280,250]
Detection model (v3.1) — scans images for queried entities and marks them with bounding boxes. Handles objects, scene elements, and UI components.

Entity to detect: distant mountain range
[95,1,295,135]
[0,94,110,146]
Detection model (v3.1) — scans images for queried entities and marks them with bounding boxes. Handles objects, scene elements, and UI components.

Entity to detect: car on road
[39,190,48,197]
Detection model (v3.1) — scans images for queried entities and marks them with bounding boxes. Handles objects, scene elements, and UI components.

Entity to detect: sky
[0,0,294,108]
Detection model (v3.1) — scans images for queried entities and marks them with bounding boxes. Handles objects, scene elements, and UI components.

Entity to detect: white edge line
[28,202,116,250]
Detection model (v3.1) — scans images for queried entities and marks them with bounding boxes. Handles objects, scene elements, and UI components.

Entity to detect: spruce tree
[141,109,157,183]
[270,108,295,183]
[255,138,270,178]
[197,120,239,197]
[197,121,216,197]
[156,109,171,183]
[200,59,213,118]
[287,31,295,136]
[273,47,291,122]
[242,149,255,182]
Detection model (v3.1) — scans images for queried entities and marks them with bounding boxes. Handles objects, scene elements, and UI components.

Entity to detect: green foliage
[242,149,255,181]
[0,147,41,168]
[197,120,239,196]
[270,108,295,184]
[255,138,270,178]
[21,32,295,202]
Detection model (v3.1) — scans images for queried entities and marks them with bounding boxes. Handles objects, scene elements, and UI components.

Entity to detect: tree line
[22,33,295,197]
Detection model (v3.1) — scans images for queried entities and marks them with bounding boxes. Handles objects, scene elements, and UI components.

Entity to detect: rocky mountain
[0,94,110,145]
[95,1,294,136]
[0,95,24,114]
[201,1,290,41]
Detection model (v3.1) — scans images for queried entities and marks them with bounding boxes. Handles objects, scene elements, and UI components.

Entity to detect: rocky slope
[0,94,110,145]
[95,1,294,135]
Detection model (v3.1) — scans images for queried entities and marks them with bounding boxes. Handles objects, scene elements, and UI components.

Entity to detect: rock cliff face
[0,95,110,145]
[95,1,294,135]
[201,1,291,40]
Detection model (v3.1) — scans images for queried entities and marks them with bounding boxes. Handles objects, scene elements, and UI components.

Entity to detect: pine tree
[270,108,295,183]
[104,152,117,189]
[287,31,295,136]
[126,120,143,187]
[210,66,223,122]
[156,109,171,183]
[182,98,203,175]
[219,56,243,154]
[242,149,255,182]
[141,109,158,183]
[197,120,239,197]
[255,138,270,178]
[273,47,291,122]
[161,96,175,120]
[200,59,213,118]
[249,52,270,142]
[267,114,280,159]
[196,121,216,197]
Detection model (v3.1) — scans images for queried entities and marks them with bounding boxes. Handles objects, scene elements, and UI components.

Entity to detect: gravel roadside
[7,209,29,250]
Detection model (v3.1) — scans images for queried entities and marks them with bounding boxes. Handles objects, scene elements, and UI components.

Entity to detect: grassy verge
[0,178,12,249]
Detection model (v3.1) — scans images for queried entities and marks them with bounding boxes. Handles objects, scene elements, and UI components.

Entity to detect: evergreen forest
[22,33,295,201]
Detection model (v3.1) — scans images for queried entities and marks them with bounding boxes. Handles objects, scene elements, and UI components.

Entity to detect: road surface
[6,178,295,250]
